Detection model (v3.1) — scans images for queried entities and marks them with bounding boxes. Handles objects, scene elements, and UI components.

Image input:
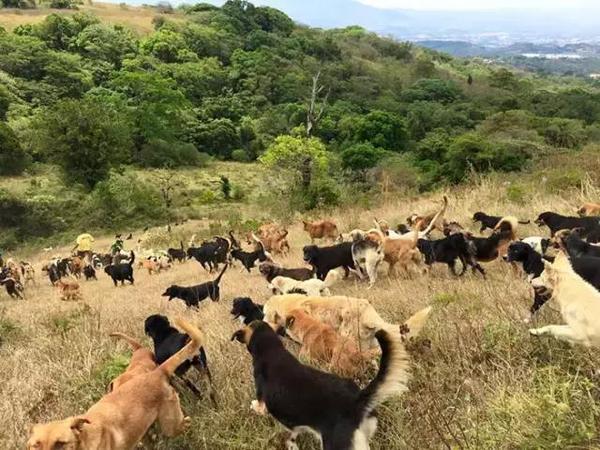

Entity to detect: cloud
[357,0,596,10]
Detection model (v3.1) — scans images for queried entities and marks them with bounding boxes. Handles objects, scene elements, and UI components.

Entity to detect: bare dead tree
[153,170,184,231]
[306,70,330,138]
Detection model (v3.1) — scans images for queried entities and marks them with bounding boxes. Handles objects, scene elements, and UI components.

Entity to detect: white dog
[269,269,341,297]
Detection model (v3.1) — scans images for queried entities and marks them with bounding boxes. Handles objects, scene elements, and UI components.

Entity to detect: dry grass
[0,2,183,35]
[2,177,600,449]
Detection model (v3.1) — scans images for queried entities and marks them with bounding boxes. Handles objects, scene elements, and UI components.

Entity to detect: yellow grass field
[0,2,183,35]
[2,179,600,449]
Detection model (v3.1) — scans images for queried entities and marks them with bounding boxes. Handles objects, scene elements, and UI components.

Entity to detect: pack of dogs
[11,198,600,449]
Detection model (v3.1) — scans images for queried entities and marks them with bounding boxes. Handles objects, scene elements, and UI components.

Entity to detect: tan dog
[577,202,600,217]
[108,333,157,392]
[406,196,448,233]
[27,318,204,450]
[56,277,82,301]
[284,308,376,377]
[138,258,160,275]
[20,261,36,285]
[367,221,423,276]
[263,293,431,350]
[69,256,85,278]
[302,220,338,243]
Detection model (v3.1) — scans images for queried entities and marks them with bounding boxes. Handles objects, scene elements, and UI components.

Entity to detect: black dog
[230,297,264,325]
[417,234,481,276]
[104,251,135,286]
[258,262,313,283]
[535,212,600,241]
[231,320,404,450]
[0,269,23,299]
[187,237,230,273]
[57,258,70,278]
[303,243,355,280]
[561,230,600,259]
[473,212,529,233]
[144,314,214,402]
[83,264,97,281]
[230,242,270,272]
[167,241,186,263]
[505,241,551,317]
[163,264,227,307]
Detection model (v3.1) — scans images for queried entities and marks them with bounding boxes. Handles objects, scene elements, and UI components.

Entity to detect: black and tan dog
[231,308,430,450]
[162,264,227,307]
[230,297,264,325]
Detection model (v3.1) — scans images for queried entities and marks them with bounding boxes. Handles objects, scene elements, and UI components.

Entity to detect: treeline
[1,0,600,246]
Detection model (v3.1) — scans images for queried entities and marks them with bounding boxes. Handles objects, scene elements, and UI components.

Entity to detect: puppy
[231,297,265,325]
[144,314,213,401]
[283,308,376,378]
[230,241,271,272]
[162,264,227,307]
[104,251,135,286]
[259,262,313,283]
[27,318,204,450]
[270,269,341,297]
[231,311,428,450]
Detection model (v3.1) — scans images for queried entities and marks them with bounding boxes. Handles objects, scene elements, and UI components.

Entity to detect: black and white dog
[230,241,271,272]
[303,242,355,280]
[230,297,264,325]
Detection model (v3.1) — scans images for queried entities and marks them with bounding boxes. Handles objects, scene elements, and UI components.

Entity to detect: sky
[358,0,596,10]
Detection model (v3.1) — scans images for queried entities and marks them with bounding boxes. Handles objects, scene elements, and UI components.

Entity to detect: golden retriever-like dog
[284,308,376,377]
[263,293,432,350]
[367,221,424,276]
[138,258,160,275]
[529,251,600,347]
[577,202,600,217]
[302,219,338,243]
[27,318,204,450]
[56,277,82,301]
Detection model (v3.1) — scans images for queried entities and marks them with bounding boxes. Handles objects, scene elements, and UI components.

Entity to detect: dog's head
[230,320,265,346]
[302,245,319,263]
[258,262,275,278]
[27,417,90,450]
[144,314,171,338]
[443,221,464,237]
[535,212,553,227]
[230,297,261,319]
[161,286,177,300]
[302,220,311,231]
[472,212,485,222]
[551,229,571,249]
[396,224,410,235]
[505,241,531,263]
[103,265,113,276]
[406,214,420,226]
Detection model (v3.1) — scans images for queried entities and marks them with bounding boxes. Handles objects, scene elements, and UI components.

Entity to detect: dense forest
[1,0,600,248]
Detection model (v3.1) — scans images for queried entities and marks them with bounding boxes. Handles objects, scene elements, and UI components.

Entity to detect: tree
[0,85,11,121]
[75,23,137,68]
[341,142,385,171]
[0,123,29,175]
[353,110,408,152]
[259,135,330,181]
[186,118,240,158]
[467,74,473,85]
[141,29,188,63]
[35,97,133,189]
[306,70,330,138]
[401,79,462,104]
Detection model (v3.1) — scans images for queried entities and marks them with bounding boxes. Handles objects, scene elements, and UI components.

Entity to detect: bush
[137,139,201,168]
[0,123,29,175]
[341,142,385,171]
[231,149,251,162]
[292,177,340,211]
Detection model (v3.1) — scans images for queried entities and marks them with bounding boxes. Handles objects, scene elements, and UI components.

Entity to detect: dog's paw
[529,328,543,337]
[250,400,267,415]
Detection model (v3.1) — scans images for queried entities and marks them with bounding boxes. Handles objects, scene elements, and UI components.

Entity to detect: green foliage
[137,139,201,168]
[35,97,133,189]
[187,118,240,159]
[0,123,29,175]
[349,110,408,152]
[220,175,231,199]
[401,78,462,104]
[341,142,385,171]
[231,149,251,162]
[542,118,586,149]
[260,135,331,178]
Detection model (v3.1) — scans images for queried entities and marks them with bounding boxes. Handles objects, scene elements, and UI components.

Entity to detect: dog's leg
[529,325,586,345]
[351,429,370,450]
[158,386,191,437]
[250,399,267,415]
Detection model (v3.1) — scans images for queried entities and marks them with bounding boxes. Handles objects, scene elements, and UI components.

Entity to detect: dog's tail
[356,306,432,420]
[159,318,205,377]
[214,263,228,285]
[420,197,447,236]
[323,268,341,288]
[495,216,519,239]
[110,332,143,351]
[128,251,135,266]
[518,219,531,225]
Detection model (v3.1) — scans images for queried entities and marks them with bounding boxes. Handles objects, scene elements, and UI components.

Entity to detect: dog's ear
[231,329,248,344]
[70,417,90,435]
[285,316,295,328]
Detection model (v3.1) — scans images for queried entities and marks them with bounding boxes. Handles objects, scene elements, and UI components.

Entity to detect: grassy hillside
[2,178,600,449]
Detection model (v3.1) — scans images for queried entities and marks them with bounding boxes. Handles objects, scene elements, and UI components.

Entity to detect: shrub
[545,169,583,193]
[292,177,340,211]
[137,139,201,168]
[341,142,385,171]
[231,149,251,162]
[0,123,29,175]
[506,184,527,204]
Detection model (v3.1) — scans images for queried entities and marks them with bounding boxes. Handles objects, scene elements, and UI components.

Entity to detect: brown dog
[138,258,160,275]
[69,256,85,279]
[27,318,204,450]
[406,196,448,233]
[56,277,82,301]
[367,221,423,276]
[303,220,338,243]
[107,333,157,392]
[577,202,600,217]
[284,308,375,377]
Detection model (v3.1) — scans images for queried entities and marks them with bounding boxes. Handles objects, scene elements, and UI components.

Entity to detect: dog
[472,211,529,233]
[56,277,82,301]
[529,252,600,347]
[144,315,214,401]
[303,219,339,243]
[535,212,600,241]
[230,241,271,272]
[303,242,356,280]
[263,293,431,350]
[20,261,36,285]
[27,318,204,450]
[577,202,600,217]
[187,237,230,273]
[231,297,265,325]
[283,308,377,378]
[138,258,160,275]
[417,233,479,276]
[167,241,186,263]
[104,251,135,286]
[0,268,23,299]
[521,236,552,257]
[406,196,448,232]
[269,269,341,297]
[162,264,227,307]
[559,229,600,259]
[351,237,384,286]
[83,264,97,281]
[231,307,430,450]
[259,262,314,283]
[367,223,423,277]
[42,261,61,285]
[69,256,85,278]
[337,229,367,243]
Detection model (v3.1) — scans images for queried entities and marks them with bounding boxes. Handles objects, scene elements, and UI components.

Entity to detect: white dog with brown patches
[529,251,600,347]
